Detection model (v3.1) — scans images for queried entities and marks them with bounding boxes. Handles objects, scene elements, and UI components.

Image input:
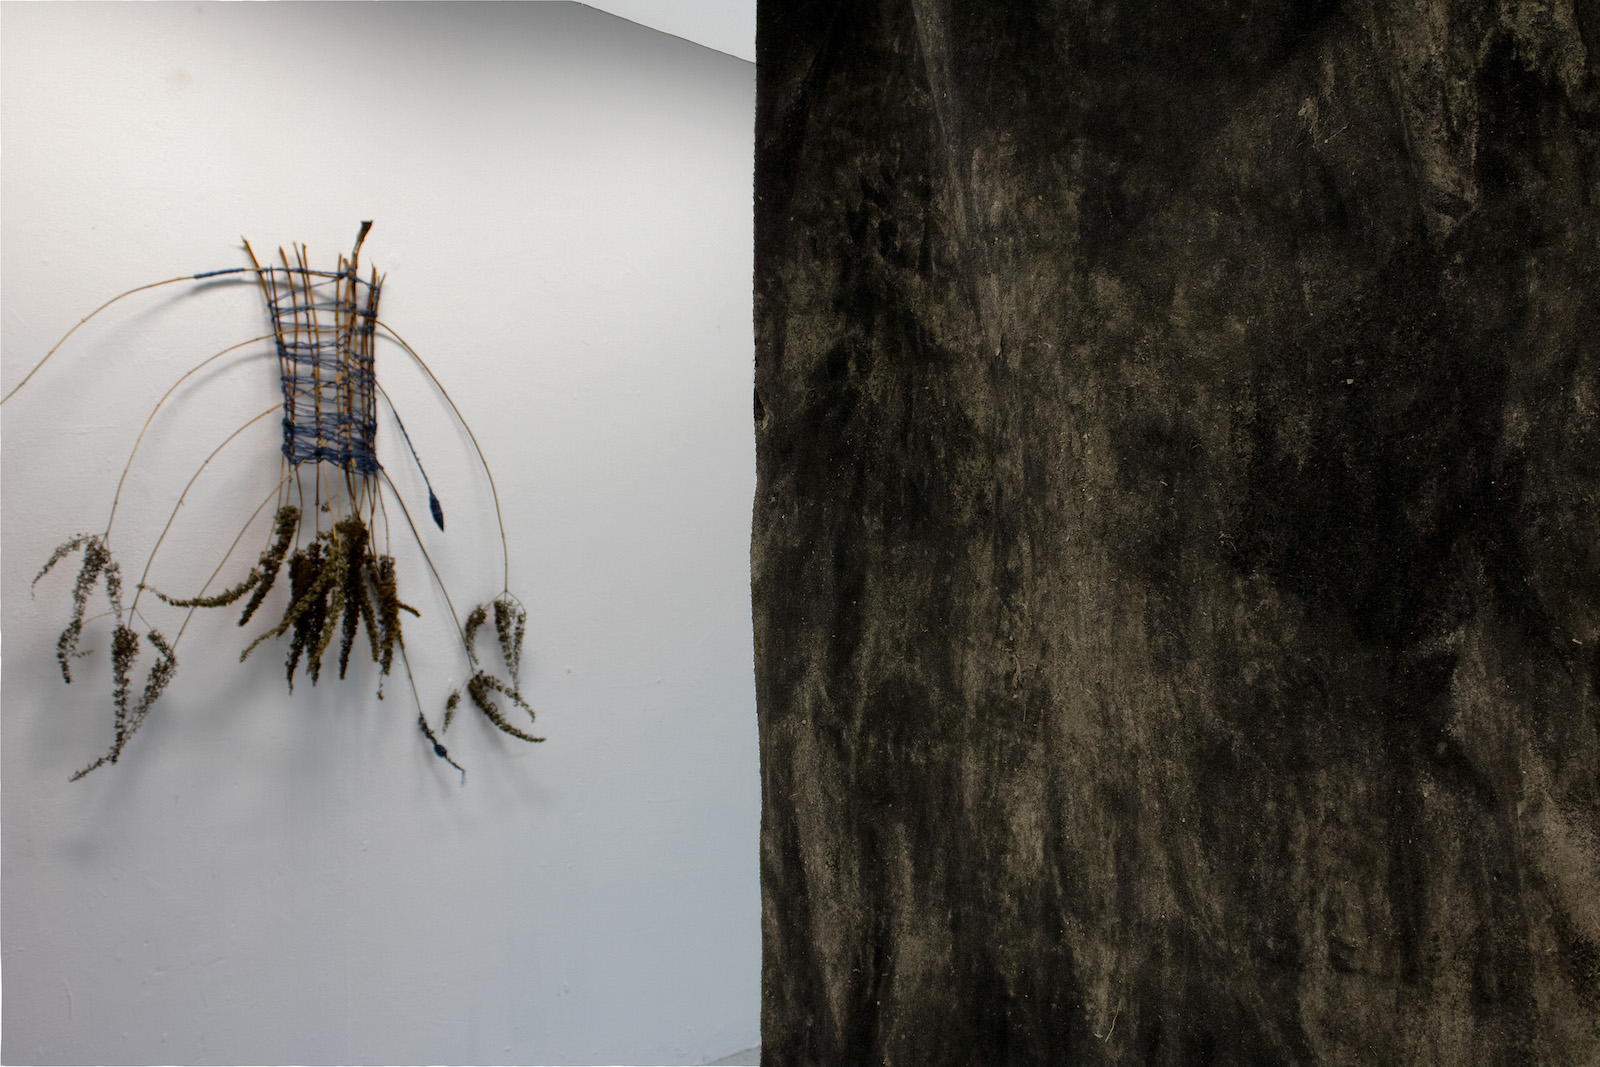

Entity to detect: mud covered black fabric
[753,2,1599,1064]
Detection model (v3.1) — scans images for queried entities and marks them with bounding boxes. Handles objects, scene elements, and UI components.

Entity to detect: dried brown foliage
[70,626,177,781]
[493,596,527,686]
[464,670,544,743]
[38,535,184,779]
[148,505,300,618]
[238,514,412,693]
[447,592,543,745]
[373,554,415,677]
[336,517,378,679]
[37,533,124,683]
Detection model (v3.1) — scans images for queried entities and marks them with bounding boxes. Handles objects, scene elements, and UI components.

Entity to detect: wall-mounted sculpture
[5,222,541,781]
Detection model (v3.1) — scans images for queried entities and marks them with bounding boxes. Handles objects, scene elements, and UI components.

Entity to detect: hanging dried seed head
[463,604,489,667]
[239,505,301,626]
[109,623,140,729]
[279,541,330,689]
[149,504,302,614]
[465,670,544,744]
[37,534,125,683]
[374,555,418,676]
[493,595,527,684]
[337,518,380,680]
[135,630,177,727]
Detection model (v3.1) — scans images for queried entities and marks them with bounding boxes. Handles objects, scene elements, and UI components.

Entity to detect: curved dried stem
[127,406,277,617]
[148,500,297,612]
[170,476,295,647]
[464,671,543,744]
[104,336,273,538]
[2,272,257,406]
[377,468,468,655]
[376,323,511,592]
[398,640,465,783]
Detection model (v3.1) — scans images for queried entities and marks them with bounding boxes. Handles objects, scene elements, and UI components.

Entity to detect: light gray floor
[704,1046,760,1065]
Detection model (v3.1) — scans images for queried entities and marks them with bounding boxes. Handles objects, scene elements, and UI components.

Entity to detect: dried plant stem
[1,273,255,406]
[493,593,528,685]
[244,537,334,671]
[103,336,273,538]
[127,405,278,617]
[464,671,543,744]
[378,323,512,593]
[375,471,541,759]
[458,592,541,743]
[397,640,465,783]
[69,625,177,781]
[35,534,125,683]
[377,468,469,654]
[162,476,295,645]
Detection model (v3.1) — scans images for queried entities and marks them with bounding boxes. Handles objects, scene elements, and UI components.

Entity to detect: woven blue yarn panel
[269,266,381,474]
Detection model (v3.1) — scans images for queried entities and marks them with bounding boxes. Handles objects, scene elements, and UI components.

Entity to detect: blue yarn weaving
[267,265,382,474]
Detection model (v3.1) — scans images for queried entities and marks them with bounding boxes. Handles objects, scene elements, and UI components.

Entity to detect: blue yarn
[267,265,382,474]
[385,401,445,530]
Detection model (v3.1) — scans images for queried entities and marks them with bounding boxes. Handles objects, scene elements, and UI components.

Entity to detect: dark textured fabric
[753,2,1599,1064]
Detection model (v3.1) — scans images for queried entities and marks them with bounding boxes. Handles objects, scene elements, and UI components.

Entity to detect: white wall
[0,4,758,1064]
[580,1,756,62]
